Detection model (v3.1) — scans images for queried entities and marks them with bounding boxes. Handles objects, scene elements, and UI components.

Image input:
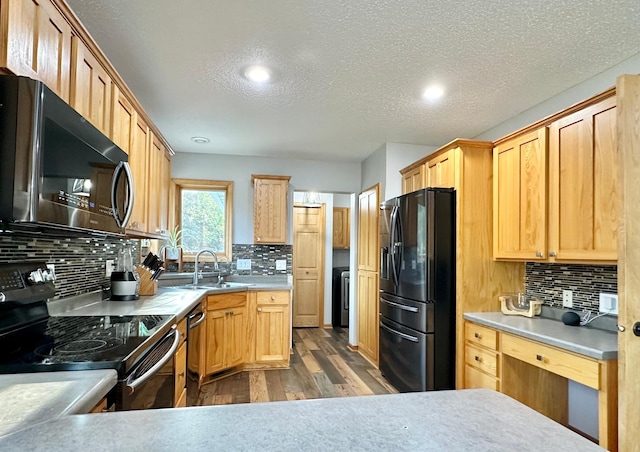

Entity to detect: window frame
[172,178,233,262]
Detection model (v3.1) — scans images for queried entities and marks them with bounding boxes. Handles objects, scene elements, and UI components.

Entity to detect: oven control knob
[27,269,44,284]
[0,292,5,303]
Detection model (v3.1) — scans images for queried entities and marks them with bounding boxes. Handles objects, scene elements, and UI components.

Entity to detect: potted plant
[164,225,182,260]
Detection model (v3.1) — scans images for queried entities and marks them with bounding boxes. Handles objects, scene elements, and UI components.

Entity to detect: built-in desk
[464,312,618,451]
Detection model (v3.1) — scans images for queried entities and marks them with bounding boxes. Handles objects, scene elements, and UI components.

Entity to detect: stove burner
[34,337,124,358]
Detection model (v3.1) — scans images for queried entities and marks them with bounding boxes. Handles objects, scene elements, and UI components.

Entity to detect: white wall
[474,51,640,141]
[361,144,386,193]
[172,153,361,243]
[384,143,437,200]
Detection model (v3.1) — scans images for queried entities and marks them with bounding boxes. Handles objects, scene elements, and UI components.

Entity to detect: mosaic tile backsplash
[0,234,139,300]
[525,262,617,314]
[178,244,292,276]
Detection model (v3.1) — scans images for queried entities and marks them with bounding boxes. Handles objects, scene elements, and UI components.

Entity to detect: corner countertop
[463,312,618,360]
[48,277,292,320]
[0,389,603,451]
[0,370,117,438]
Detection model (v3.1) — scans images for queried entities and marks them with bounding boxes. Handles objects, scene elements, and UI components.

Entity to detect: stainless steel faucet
[193,249,219,285]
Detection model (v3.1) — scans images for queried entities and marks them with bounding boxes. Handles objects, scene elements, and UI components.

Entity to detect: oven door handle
[126,326,180,394]
[188,310,206,329]
[379,319,419,342]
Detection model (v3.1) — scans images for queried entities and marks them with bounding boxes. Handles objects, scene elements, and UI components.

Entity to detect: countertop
[0,370,117,438]
[0,389,602,451]
[48,278,292,320]
[464,312,618,360]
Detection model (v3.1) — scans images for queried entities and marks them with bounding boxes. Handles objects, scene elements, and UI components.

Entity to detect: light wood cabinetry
[146,133,170,237]
[548,96,617,262]
[173,317,187,407]
[493,128,548,260]
[70,35,111,136]
[126,113,149,233]
[332,207,350,249]
[89,397,109,413]
[205,293,246,375]
[401,163,426,194]
[356,185,380,365]
[246,290,291,367]
[399,140,525,389]
[426,149,456,188]
[110,84,135,154]
[463,320,618,451]
[251,175,290,244]
[0,0,72,102]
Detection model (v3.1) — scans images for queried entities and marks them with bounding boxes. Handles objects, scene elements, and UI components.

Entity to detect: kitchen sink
[168,282,253,291]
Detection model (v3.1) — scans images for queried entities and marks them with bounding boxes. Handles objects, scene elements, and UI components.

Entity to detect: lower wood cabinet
[174,340,187,407]
[246,290,291,367]
[205,293,246,375]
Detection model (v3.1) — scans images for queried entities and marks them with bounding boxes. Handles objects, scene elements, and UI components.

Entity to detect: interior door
[292,204,325,327]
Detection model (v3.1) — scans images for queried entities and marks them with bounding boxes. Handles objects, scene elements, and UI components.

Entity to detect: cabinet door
[127,114,149,232]
[493,128,548,260]
[357,186,379,271]
[160,148,171,234]
[427,150,455,188]
[1,0,72,102]
[70,36,111,136]
[111,85,135,154]
[402,164,425,194]
[548,97,617,261]
[174,341,187,407]
[227,307,246,368]
[332,207,350,249]
[147,133,169,236]
[205,309,226,374]
[357,270,378,364]
[255,303,289,362]
[253,176,289,244]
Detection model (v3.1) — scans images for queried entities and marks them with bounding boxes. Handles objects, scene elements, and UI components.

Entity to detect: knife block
[137,266,158,296]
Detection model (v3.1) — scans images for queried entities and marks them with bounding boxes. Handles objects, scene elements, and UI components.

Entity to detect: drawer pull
[258,307,263,312]
[536,354,544,361]
[474,333,481,339]
[474,355,482,362]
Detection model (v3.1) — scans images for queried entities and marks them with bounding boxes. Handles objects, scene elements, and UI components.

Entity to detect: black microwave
[0,76,134,236]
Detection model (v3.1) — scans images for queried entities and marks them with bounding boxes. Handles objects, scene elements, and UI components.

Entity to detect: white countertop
[0,370,117,438]
[0,389,603,451]
[464,312,618,359]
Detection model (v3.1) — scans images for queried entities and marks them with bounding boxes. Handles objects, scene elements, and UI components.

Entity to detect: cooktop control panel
[0,262,56,304]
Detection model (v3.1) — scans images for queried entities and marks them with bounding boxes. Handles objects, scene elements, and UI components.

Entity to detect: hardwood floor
[193,327,397,406]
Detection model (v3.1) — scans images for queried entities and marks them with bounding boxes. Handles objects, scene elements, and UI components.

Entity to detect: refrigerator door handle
[389,205,399,286]
[380,297,419,313]
[380,319,419,342]
[392,205,403,285]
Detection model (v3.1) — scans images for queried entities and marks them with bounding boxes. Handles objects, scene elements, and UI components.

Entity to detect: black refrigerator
[379,187,455,392]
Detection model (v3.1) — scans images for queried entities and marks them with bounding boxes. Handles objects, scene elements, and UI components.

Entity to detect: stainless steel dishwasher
[186,300,206,406]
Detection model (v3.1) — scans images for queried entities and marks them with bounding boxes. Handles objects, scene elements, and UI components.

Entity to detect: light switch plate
[276,259,287,270]
[562,290,573,308]
[599,293,618,315]
[237,259,251,270]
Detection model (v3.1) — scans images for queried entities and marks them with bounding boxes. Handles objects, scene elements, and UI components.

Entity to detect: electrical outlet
[562,290,573,308]
[599,293,618,315]
[237,259,252,270]
[276,259,287,270]
[105,260,115,278]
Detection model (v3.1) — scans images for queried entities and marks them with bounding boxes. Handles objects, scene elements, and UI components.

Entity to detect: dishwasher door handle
[188,310,206,328]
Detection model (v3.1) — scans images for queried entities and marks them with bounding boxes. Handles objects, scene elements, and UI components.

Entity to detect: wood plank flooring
[193,327,397,406]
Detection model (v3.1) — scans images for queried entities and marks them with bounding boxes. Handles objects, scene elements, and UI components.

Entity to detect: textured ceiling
[66,0,640,162]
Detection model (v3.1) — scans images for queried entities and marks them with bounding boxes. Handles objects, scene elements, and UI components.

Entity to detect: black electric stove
[0,262,174,377]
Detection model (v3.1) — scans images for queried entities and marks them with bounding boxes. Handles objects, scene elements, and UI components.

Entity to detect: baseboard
[347,342,359,351]
[323,323,332,329]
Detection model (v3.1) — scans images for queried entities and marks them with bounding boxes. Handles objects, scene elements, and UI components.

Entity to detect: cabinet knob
[536,354,544,361]
[257,237,261,241]
[474,332,481,339]
[535,251,543,258]
[549,251,557,257]
[474,355,481,362]
[258,307,262,312]
[271,295,276,300]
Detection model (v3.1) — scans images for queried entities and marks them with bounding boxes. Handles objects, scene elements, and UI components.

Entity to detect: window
[173,179,233,261]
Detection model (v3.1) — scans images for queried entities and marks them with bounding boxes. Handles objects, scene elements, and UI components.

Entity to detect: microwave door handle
[126,327,180,394]
[110,162,135,228]
[120,162,135,228]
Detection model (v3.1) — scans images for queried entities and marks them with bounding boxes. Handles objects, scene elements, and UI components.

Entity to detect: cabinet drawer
[256,291,290,305]
[465,365,499,391]
[501,333,600,389]
[207,292,246,310]
[174,341,187,404]
[465,344,499,377]
[465,322,498,350]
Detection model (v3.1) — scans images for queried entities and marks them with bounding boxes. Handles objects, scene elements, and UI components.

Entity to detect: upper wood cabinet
[548,96,617,262]
[70,35,111,137]
[357,185,379,271]
[427,149,456,188]
[252,175,290,244]
[147,133,170,237]
[401,163,426,194]
[0,0,72,102]
[127,113,149,233]
[333,207,350,249]
[493,128,548,260]
[111,84,135,154]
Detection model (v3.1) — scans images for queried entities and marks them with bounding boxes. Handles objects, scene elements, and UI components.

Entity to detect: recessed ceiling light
[244,65,272,83]
[422,85,445,101]
[191,136,210,144]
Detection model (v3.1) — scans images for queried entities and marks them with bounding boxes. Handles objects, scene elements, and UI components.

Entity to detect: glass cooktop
[0,314,174,375]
